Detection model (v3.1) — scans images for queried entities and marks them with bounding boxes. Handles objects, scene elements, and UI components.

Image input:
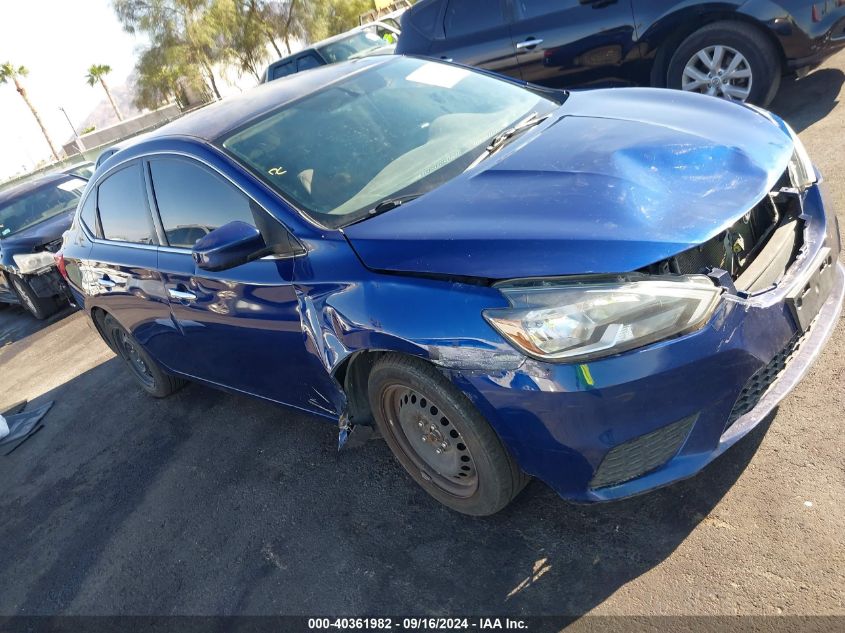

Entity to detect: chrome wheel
[381,385,478,497]
[682,45,752,102]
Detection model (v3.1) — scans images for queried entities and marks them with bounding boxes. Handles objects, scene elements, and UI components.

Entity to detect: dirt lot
[1,51,844,619]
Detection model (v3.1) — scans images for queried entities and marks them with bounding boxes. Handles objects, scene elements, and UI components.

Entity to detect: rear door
[83,161,173,360]
[430,0,522,77]
[147,156,342,415]
[508,0,638,88]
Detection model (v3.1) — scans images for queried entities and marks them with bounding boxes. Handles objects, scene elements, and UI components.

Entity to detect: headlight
[13,251,56,274]
[785,122,816,191]
[483,276,721,363]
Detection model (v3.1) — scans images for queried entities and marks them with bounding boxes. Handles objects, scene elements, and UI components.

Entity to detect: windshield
[0,177,86,238]
[318,28,393,63]
[221,58,560,228]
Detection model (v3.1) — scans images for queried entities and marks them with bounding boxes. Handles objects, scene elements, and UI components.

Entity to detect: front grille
[726,329,806,428]
[589,415,697,489]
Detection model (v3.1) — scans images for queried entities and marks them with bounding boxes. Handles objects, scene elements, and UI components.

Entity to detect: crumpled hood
[343,88,795,280]
[0,210,73,259]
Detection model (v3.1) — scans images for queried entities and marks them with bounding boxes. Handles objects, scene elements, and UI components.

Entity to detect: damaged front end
[641,170,806,296]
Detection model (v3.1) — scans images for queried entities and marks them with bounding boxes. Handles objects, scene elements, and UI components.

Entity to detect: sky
[0,0,144,179]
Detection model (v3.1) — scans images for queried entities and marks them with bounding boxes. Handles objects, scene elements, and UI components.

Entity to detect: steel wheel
[116,330,157,390]
[381,384,478,498]
[681,45,752,102]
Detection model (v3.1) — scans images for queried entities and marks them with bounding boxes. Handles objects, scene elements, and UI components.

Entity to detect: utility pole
[59,106,85,152]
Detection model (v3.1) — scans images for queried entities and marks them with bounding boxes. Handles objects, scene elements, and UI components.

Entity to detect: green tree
[86,64,124,121]
[113,0,224,99]
[210,0,273,81]
[0,62,60,162]
[133,34,212,109]
[311,0,375,41]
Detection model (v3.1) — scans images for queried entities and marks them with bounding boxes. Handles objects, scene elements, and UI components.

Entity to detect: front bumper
[451,182,843,502]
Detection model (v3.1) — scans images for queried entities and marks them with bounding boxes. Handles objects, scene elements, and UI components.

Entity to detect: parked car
[63,161,96,180]
[396,0,845,105]
[262,23,401,82]
[60,57,843,515]
[0,173,83,319]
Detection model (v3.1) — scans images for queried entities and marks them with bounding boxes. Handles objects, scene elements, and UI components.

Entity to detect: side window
[444,0,505,37]
[272,61,295,80]
[297,53,322,72]
[79,190,99,236]
[516,0,568,19]
[97,165,155,244]
[148,158,256,249]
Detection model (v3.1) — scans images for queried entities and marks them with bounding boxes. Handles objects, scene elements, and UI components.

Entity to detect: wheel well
[650,14,787,87]
[333,350,387,426]
[90,306,118,353]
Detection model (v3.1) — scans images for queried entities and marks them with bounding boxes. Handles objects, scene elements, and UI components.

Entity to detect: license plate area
[787,247,835,332]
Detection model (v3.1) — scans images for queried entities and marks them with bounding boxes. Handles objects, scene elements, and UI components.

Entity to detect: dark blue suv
[59,57,843,515]
[397,0,845,105]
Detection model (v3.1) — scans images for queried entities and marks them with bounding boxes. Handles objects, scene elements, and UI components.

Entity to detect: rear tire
[666,21,782,106]
[10,274,59,320]
[368,353,529,516]
[103,314,187,398]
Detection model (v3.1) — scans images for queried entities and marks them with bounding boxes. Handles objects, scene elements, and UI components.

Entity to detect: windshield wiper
[369,193,424,215]
[466,111,552,171]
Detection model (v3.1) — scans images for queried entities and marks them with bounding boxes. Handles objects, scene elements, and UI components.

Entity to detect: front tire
[10,274,60,320]
[103,314,186,398]
[369,353,529,516]
[666,21,781,106]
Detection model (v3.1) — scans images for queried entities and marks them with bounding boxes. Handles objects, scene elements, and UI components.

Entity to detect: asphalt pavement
[1,50,844,618]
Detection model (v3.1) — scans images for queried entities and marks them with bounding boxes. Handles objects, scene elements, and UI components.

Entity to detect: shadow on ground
[0,353,775,616]
[0,304,76,350]
[770,68,844,132]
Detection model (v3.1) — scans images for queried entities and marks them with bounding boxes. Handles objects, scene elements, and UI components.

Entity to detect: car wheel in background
[10,274,60,320]
[103,313,187,398]
[368,353,530,516]
[666,21,781,106]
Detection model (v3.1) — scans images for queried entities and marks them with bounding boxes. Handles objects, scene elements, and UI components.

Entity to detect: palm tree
[86,64,124,121]
[0,62,60,162]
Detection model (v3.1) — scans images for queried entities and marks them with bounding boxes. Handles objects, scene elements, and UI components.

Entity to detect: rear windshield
[0,177,86,238]
[220,57,558,228]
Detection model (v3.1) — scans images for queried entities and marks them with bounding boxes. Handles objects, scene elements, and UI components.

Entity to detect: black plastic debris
[0,401,53,455]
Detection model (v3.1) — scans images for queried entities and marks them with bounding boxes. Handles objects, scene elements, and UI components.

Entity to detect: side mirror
[192,221,268,272]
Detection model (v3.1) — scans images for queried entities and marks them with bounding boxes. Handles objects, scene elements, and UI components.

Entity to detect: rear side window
[516,0,568,19]
[297,53,322,72]
[79,191,99,235]
[444,0,505,37]
[407,0,442,37]
[271,61,295,80]
[97,165,155,244]
[148,158,256,248]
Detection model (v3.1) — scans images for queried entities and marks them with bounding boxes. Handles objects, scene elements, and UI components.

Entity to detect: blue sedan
[58,56,843,515]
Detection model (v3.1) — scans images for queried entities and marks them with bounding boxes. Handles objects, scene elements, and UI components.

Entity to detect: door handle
[440,56,453,62]
[96,277,116,289]
[516,38,543,50]
[167,288,197,302]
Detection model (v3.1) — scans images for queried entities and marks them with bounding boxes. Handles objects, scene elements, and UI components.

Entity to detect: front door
[508,0,638,88]
[430,0,522,77]
[146,156,344,417]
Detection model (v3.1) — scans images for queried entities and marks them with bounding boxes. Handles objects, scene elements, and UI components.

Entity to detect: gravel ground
[1,50,844,619]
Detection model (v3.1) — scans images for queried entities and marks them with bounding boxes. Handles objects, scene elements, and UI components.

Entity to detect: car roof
[127,56,393,147]
[0,172,77,206]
